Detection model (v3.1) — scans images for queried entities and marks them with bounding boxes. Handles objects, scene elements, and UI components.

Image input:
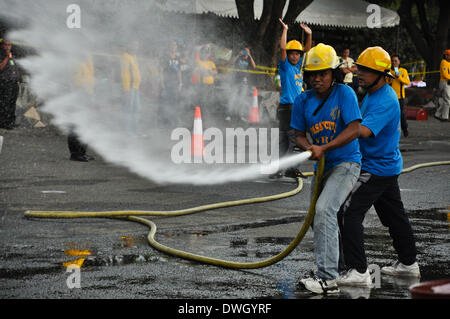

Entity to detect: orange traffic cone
[248,87,259,123]
[192,71,199,84]
[191,106,204,160]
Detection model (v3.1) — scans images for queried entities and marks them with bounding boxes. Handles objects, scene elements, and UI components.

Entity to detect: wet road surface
[0,118,449,300]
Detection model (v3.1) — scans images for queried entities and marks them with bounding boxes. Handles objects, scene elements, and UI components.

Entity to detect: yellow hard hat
[303,43,340,72]
[286,40,303,52]
[356,46,394,78]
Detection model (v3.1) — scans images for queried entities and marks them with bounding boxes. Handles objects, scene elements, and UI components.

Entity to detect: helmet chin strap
[361,72,384,93]
[313,82,335,116]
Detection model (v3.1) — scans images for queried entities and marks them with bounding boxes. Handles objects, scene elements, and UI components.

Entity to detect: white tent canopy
[157,0,400,28]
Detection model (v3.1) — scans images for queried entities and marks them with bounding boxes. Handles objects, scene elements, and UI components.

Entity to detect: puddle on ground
[8,206,436,299]
[61,236,170,269]
[407,207,450,223]
[255,237,294,245]
[268,207,449,299]
[82,253,168,267]
[57,207,447,273]
[399,148,425,153]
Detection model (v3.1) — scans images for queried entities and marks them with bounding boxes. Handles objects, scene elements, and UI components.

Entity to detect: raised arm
[279,18,288,62]
[300,23,312,52]
[246,48,256,69]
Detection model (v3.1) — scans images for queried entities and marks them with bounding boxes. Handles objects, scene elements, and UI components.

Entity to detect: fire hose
[24,155,450,269]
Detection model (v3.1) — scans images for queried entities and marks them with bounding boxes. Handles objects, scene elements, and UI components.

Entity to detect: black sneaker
[284,168,305,179]
[268,171,283,179]
[70,154,89,162]
[403,129,408,137]
[0,124,17,130]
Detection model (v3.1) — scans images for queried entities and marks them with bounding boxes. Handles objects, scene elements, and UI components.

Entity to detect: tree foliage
[398,0,449,86]
[234,0,313,67]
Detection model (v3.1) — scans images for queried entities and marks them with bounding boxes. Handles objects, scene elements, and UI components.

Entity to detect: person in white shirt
[339,49,357,89]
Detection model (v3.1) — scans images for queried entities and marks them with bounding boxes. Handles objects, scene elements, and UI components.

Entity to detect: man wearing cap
[291,43,362,295]
[272,19,311,179]
[434,49,450,121]
[337,47,419,287]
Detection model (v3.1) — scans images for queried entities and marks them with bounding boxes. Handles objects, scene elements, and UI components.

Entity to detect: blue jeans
[310,161,361,280]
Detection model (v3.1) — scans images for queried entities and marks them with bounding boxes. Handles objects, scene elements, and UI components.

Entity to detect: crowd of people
[0,37,263,160]
[1,36,448,137]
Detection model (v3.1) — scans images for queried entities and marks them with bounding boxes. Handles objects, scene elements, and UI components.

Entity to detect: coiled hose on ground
[24,157,449,269]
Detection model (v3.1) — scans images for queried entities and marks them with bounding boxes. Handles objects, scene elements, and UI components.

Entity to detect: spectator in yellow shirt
[68,54,96,162]
[196,47,217,120]
[197,47,217,85]
[434,49,450,121]
[74,55,95,95]
[120,40,142,133]
[388,54,410,137]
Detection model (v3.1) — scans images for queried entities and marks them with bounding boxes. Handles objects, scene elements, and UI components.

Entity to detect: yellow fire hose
[24,158,449,269]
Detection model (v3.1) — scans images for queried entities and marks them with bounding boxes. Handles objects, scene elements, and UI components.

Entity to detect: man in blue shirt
[273,19,311,179]
[291,43,362,295]
[337,47,419,287]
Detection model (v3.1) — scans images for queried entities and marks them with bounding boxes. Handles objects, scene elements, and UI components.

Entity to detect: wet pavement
[0,117,449,301]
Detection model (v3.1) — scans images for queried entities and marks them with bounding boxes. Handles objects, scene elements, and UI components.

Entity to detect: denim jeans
[310,161,361,280]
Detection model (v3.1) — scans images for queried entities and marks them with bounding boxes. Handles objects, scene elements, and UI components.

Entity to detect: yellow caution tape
[408,70,440,75]
[218,66,276,76]
[255,65,277,71]
[8,39,278,77]
[402,60,425,66]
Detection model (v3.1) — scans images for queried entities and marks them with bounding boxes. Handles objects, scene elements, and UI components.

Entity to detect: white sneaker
[337,269,372,287]
[381,261,420,278]
[300,273,340,295]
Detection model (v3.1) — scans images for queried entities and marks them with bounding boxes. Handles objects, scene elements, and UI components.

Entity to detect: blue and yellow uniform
[279,57,303,104]
[291,83,361,172]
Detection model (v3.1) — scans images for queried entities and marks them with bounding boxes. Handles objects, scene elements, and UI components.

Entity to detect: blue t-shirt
[291,84,362,172]
[279,57,303,104]
[359,84,403,176]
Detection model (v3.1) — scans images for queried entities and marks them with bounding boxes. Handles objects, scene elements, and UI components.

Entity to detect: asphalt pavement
[0,116,449,302]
